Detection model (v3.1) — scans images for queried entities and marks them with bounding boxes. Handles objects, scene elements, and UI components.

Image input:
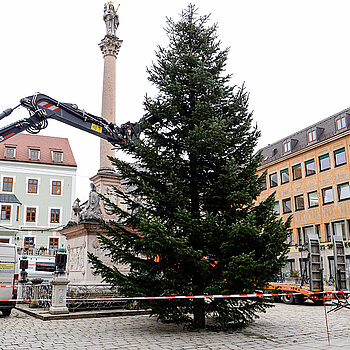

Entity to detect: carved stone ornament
[103,2,119,37]
[99,35,123,57]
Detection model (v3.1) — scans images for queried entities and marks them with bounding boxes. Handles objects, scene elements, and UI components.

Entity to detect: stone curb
[16,304,150,321]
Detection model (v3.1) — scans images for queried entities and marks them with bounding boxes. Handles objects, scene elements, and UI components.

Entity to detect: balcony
[17,247,58,257]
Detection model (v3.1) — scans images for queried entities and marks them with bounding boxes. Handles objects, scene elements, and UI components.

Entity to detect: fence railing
[19,283,125,312]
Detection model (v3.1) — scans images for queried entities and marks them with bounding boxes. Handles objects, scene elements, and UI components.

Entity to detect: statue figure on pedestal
[103,2,119,37]
[81,183,104,221]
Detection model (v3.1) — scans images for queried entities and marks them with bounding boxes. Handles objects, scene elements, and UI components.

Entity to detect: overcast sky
[1,1,350,200]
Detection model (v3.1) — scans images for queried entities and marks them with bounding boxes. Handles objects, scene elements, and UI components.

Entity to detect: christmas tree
[89,4,290,330]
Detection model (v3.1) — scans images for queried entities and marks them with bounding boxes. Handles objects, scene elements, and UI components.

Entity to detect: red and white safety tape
[0,291,349,303]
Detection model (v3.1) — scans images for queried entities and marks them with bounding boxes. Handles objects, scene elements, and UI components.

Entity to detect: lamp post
[49,247,69,315]
[17,255,28,301]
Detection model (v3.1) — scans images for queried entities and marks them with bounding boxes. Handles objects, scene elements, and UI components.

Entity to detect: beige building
[257,107,350,282]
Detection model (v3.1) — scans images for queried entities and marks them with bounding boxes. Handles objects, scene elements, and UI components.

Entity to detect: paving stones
[1,303,350,349]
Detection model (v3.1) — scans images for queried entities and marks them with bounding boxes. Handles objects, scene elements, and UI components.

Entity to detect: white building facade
[0,134,77,254]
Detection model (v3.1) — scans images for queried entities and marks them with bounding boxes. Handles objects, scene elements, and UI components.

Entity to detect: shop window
[305,159,316,176]
[307,190,319,208]
[282,198,292,214]
[269,173,278,188]
[1,205,11,220]
[28,179,38,194]
[292,164,302,180]
[334,148,346,167]
[319,154,330,171]
[280,169,289,184]
[26,207,36,222]
[322,187,334,204]
[294,194,304,211]
[2,177,13,192]
[338,182,350,201]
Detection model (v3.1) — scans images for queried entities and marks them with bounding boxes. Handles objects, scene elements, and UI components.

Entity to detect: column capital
[99,35,123,57]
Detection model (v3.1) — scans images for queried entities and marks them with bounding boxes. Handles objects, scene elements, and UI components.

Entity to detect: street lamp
[55,247,67,275]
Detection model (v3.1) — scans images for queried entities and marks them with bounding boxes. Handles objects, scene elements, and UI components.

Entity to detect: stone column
[49,274,69,315]
[98,29,123,172]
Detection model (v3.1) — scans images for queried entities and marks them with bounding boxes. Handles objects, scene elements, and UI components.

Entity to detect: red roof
[0,133,77,167]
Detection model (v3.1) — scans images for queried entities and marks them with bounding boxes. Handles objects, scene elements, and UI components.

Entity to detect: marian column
[98,2,122,172]
[90,2,124,220]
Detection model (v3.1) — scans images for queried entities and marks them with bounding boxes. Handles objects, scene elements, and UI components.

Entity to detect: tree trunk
[193,298,206,328]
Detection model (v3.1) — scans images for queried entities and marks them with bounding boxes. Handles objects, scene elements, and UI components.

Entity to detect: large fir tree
[89,4,290,330]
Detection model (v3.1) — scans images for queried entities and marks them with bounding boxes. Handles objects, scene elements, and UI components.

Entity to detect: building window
[336,116,346,131]
[337,182,350,201]
[319,154,330,171]
[1,205,11,220]
[4,147,16,158]
[52,151,63,163]
[16,206,19,221]
[294,194,305,211]
[322,187,334,204]
[292,164,302,180]
[308,191,319,208]
[24,237,35,249]
[325,223,331,242]
[269,173,278,188]
[273,201,280,215]
[305,159,316,176]
[302,225,315,244]
[334,148,346,167]
[260,174,267,191]
[28,179,38,194]
[332,220,347,240]
[51,181,62,195]
[26,207,36,222]
[283,141,291,153]
[280,169,289,184]
[29,149,40,161]
[50,209,61,223]
[308,130,316,143]
[2,177,13,192]
[282,198,292,214]
[49,237,59,249]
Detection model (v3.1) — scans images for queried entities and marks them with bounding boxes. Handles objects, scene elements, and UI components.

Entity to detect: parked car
[0,243,18,316]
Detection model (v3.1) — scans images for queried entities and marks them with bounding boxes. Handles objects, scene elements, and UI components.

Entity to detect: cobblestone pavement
[1,303,350,349]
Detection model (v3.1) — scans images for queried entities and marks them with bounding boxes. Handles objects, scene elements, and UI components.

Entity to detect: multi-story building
[257,107,350,281]
[0,134,77,253]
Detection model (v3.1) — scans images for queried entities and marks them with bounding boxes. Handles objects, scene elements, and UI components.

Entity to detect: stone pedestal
[90,170,126,221]
[49,274,69,315]
[60,223,129,284]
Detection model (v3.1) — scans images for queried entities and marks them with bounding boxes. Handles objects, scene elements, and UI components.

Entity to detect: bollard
[49,247,69,315]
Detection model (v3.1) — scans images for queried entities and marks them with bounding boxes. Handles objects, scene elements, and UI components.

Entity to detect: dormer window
[4,147,16,159]
[308,130,316,143]
[52,151,63,163]
[283,141,291,153]
[272,148,278,157]
[336,116,347,131]
[29,149,40,161]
